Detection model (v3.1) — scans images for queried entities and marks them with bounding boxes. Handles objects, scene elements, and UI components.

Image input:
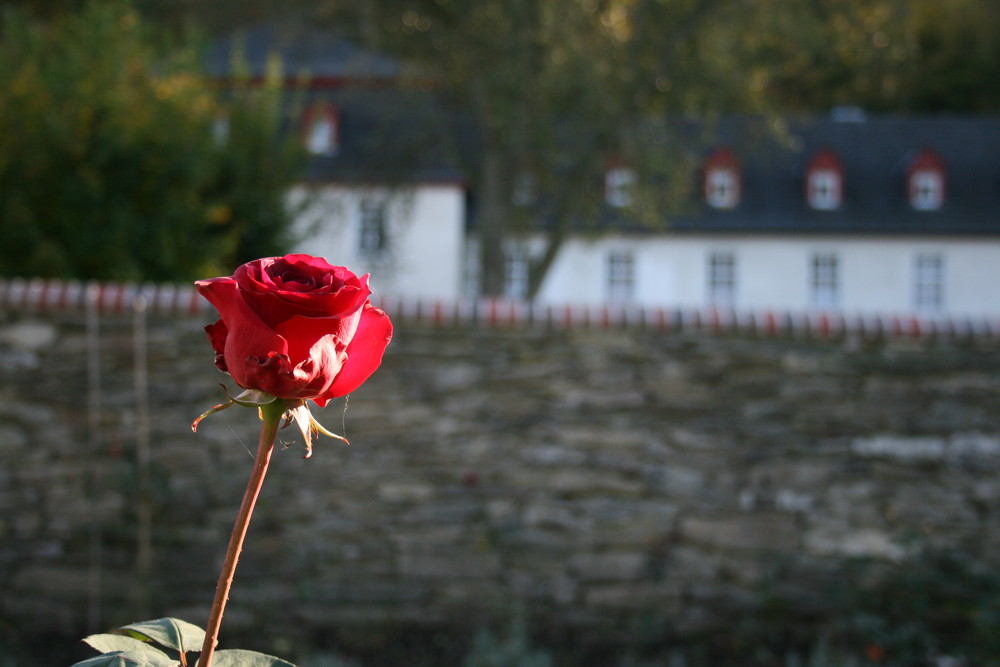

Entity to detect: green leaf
[83,634,172,658]
[120,618,205,654]
[206,649,297,667]
[70,650,177,667]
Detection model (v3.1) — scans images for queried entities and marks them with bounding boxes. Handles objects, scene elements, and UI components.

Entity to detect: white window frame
[605,167,636,208]
[706,168,739,209]
[503,246,530,300]
[607,251,635,302]
[810,253,839,309]
[708,252,737,306]
[807,169,841,210]
[306,109,338,156]
[910,170,944,211]
[914,253,944,311]
[358,201,387,258]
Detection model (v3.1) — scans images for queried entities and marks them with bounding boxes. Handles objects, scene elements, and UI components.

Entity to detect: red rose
[196,254,392,406]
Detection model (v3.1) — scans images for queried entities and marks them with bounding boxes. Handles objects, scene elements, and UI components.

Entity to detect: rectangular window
[810,253,839,309]
[708,252,736,306]
[359,201,387,257]
[503,247,529,300]
[607,251,635,302]
[605,167,635,208]
[911,171,944,210]
[706,169,739,209]
[807,170,841,210]
[914,254,944,311]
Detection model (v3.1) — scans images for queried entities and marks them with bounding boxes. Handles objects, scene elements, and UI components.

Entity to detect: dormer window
[805,148,843,210]
[303,104,339,156]
[704,148,741,209]
[908,149,946,211]
[605,163,635,208]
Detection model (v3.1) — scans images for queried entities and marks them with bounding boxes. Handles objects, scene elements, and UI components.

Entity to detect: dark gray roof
[208,25,463,184]
[299,89,466,185]
[206,25,1000,230]
[205,23,400,83]
[668,115,1000,235]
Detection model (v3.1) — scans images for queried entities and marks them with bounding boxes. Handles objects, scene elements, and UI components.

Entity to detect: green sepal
[285,402,348,458]
[70,650,176,667]
[228,388,278,408]
[192,386,278,432]
[206,649,298,667]
[83,634,172,658]
[120,617,205,654]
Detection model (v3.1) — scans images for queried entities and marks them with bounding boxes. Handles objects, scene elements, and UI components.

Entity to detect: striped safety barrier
[2,277,999,342]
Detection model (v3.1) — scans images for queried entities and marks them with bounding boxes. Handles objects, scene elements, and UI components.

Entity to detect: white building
[207,24,469,304]
[529,234,999,319]
[289,183,465,302]
[504,116,1000,320]
[211,28,1000,320]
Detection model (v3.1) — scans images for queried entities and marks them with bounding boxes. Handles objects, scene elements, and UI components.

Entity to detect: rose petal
[196,277,289,391]
[320,303,393,403]
[242,283,368,324]
[276,312,363,365]
[236,258,372,324]
[274,314,358,397]
[204,319,229,373]
[236,255,357,296]
[239,351,295,398]
[241,335,349,400]
[204,319,228,355]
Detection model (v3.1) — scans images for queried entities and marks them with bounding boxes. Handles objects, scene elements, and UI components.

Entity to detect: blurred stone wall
[2,310,1000,659]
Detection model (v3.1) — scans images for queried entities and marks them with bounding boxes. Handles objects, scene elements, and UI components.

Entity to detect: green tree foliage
[731,0,1000,113]
[0,1,304,281]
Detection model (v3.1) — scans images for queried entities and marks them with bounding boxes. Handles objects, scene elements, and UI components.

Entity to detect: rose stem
[199,398,286,667]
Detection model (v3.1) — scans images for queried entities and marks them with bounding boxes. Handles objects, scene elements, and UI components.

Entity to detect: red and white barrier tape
[2,278,998,341]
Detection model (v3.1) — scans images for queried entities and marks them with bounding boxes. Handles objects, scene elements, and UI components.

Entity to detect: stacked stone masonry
[2,309,1000,658]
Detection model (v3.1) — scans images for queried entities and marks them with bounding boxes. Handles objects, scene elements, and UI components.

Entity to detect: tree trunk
[526,230,565,302]
[477,136,508,298]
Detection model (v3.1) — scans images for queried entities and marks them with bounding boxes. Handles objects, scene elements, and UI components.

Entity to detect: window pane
[605,168,635,208]
[808,170,841,210]
[911,171,944,210]
[810,253,839,308]
[706,169,738,209]
[503,247,529,299]
[914,254,944,310]
[307,117,336,155]
[708,252,736,305]
[359,202,387,257]
[607,251,634,302]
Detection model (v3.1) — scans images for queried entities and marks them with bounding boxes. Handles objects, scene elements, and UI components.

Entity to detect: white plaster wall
[945,243,1000,318]
[535,234,1000,318]
[288,184,465,302]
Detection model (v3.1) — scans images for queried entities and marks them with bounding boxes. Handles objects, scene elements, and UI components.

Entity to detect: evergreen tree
[0,1,304,281]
